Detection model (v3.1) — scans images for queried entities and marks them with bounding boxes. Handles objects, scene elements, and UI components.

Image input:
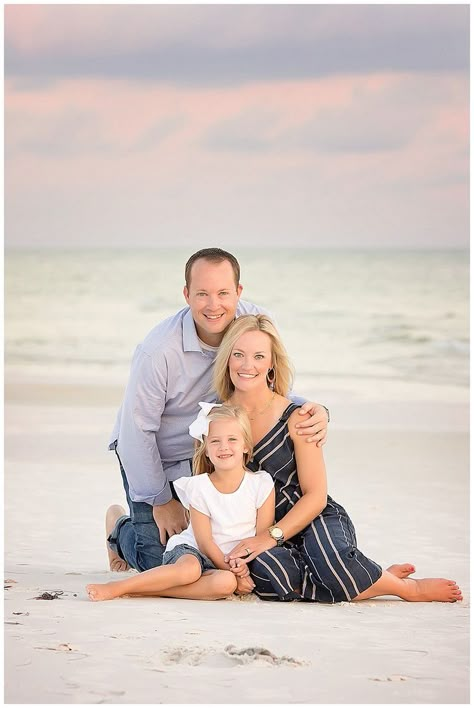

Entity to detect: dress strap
[279,402,301,422]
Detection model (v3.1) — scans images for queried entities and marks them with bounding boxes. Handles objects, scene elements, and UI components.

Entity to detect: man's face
[184,259,243,347]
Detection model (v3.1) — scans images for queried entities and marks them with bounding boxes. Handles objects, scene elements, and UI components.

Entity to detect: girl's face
[228,330,273,392]
[205,419,248,471]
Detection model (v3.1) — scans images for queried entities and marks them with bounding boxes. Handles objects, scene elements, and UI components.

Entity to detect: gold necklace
[245,392,276,421]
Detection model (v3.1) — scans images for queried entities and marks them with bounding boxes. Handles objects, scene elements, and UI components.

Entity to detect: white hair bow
[188,401,223,442]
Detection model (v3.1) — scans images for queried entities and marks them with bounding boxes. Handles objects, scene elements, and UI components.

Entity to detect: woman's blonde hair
[192,404,253,475]
[213,315,294,402]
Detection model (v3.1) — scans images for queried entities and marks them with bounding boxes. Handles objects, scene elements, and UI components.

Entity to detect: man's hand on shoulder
[295,402,330,447]
[153,499,188,545]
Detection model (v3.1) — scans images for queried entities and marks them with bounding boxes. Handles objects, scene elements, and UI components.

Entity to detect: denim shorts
[162,544,216,573]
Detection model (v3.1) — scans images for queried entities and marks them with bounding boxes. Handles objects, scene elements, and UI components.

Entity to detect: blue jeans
[107,444,191,572]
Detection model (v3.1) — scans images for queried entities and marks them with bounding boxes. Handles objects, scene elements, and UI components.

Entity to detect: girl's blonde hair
[192,404,253,476]
[213,315,294,402]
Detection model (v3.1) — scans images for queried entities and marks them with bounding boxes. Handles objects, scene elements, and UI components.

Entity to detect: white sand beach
[4,374,469,704]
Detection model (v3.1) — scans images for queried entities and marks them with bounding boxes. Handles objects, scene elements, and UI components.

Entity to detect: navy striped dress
[247,403,382,603]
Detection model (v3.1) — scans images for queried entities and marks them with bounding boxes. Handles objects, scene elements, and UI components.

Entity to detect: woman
[213,314,462,603]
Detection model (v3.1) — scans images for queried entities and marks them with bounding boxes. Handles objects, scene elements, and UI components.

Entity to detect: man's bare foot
[401,577,463,603]
[106,505,130,572]
[86,582,121,602]
[387,563,416,579]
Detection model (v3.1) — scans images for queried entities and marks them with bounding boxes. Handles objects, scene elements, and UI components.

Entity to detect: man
[107,248,329,572]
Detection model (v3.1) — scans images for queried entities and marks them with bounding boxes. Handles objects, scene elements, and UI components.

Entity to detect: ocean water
[5,248,469,404]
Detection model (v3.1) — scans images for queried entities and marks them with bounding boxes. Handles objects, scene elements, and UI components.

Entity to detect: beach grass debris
[33,590,64,600]
[369,675,408,682]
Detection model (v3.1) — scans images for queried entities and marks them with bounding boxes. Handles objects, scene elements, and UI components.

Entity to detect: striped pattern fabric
[247,404,382,603]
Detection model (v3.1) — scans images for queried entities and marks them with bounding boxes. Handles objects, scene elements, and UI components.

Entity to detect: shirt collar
[182,308,203,352]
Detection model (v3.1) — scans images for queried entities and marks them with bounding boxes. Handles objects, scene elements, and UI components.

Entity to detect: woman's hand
[224,532,276,564]
[295,402,329,447]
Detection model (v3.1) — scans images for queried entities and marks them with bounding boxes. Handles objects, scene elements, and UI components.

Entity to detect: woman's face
[228,330,273,392]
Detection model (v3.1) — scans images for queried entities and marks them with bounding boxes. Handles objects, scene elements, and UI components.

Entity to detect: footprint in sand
[225,645,306,666]
[162,645,306,668]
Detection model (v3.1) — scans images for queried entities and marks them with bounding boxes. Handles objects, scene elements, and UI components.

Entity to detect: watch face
[271,527,284,540]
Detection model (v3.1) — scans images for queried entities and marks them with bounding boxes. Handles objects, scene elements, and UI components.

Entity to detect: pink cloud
[5,70,468,248]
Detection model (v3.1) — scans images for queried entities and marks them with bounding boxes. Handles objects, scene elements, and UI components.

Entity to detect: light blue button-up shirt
[109,301,271,506]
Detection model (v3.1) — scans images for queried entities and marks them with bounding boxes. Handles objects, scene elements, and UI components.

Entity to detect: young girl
[86,404,275,601]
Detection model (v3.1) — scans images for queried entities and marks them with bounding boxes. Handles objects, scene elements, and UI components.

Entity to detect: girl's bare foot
[106,505,130,572]
[402,577,463,603]
[387,563,416,579]
[86,582,123,602]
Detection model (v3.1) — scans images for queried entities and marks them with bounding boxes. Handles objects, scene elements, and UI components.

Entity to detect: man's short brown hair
[184,248,241,290]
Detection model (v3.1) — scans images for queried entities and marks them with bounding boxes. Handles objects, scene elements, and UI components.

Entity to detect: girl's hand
[234,575,255,595]
[225,533,276,564]
[228,558,250,577]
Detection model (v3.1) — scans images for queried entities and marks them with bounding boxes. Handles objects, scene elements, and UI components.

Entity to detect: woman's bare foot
[106,505,130,572]
[387,563,416,579]
[86,582,123,602]
[401,577,463,603]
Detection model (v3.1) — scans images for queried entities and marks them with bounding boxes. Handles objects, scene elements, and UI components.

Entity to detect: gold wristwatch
[268,525,285,546]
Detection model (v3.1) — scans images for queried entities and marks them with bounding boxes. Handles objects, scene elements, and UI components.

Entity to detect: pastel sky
[5,4,469,249]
